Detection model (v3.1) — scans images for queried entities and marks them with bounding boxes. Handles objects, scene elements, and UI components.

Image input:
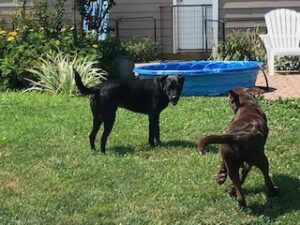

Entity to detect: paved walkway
[255,72,300,100]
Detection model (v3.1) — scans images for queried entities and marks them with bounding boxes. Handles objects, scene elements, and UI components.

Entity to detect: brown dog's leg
[240,162,252,184]
[255,153,279,195]
[227,162,252,199]
[218,161,251,186]
[216,161,227,185]
[225,158,246,207]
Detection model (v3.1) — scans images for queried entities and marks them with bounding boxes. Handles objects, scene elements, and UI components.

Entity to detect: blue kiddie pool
[133,61,263,96]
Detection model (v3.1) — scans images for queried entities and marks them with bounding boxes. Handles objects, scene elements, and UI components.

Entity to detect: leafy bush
[12,0,66,34]
[213,27,265,62]
[0,27,100,90]
[276,56,300,71]
[0,21,158,91]
[214,27,300,72]
[122,39,157,63]
[0,29,43,90]
[97,36,126,75]
[26,50,106,95]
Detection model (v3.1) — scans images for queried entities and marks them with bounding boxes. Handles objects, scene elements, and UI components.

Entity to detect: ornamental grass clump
[26,49,106,95]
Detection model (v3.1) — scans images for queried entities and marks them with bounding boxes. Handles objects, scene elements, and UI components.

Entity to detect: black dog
[74,69,184,153]
[197,88,278,207]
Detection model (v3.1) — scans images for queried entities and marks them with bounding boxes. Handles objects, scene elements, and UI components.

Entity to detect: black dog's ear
[229,90,240,113]
[177,75,185,85]
[159,75,168,87]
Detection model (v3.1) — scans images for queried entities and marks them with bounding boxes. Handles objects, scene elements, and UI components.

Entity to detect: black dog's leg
[148,113,160,147]
[148,115,155,147]
[154,113,161,145]
[89,117,102,150]
[100,111,116,154]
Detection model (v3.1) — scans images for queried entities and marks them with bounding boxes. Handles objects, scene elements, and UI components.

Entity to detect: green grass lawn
[0,92,300,225]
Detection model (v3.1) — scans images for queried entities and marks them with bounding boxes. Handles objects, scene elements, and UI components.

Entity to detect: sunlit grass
[0,92,299,224]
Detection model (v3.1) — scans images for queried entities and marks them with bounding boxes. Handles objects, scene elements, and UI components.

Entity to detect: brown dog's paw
[216,173,227,185]
[227,185,237,198]
[197,148,205,155]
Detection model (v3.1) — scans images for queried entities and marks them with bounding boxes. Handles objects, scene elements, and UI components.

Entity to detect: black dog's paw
[149,143,156,148]
[268,186,279,196]
[238,198,247,208]
[156,140,162,146]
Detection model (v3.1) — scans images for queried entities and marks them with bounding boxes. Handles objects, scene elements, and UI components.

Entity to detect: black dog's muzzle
[170,95,179,105]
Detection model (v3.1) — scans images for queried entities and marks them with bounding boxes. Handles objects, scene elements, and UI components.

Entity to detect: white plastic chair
[260,8,300,75]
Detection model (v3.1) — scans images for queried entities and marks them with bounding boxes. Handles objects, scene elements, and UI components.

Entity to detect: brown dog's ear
[231,87,264,96]
[245,87,264,96]
[229,90,240,113]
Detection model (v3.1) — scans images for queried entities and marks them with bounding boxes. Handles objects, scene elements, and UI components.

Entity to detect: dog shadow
[248,174,300,218]
[255,86,277,96]
[202,145,220,154]
[111,139,196,155]
[159,140,196,148]
[111,145,135,155]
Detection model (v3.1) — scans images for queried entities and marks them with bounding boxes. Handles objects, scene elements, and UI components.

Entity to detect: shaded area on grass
[249,174,300,218]
[159,140,196,149]
[111,145,135,155]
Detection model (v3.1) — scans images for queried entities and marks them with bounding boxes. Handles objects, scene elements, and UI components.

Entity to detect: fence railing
[111,17,157,44]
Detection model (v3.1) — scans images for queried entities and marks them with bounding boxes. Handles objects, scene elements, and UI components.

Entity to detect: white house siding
[219,0,300,35]
[0,0,22,26]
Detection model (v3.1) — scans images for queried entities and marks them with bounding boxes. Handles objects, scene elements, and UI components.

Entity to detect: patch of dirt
[256,72,300,100]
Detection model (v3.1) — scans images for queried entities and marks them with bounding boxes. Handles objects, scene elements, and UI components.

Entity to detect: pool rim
[133,60,263,77]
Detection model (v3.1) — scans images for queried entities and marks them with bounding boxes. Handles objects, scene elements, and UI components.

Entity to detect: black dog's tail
[197,133,262,154]
[73,68,98,95]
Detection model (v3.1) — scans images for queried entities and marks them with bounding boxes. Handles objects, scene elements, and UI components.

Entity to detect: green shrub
[276,56,300,71]
[0,27,100,90]
[213,27,265,62]
[122,38,157,63]
[26,49,106,95]
[0,26,157,91]
[0,29,44,90]
[214,28,300,72]
[97,36,126,75]
[12,0,66,34]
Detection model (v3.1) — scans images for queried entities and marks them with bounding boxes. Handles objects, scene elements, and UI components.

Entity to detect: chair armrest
[259,34,272,50]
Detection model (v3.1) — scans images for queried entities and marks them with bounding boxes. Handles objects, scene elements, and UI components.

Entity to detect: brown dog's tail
[197,134,255,154]
[73,68,98,95]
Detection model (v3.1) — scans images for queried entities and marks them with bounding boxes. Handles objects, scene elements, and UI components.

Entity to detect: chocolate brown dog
[197,88,278,207]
